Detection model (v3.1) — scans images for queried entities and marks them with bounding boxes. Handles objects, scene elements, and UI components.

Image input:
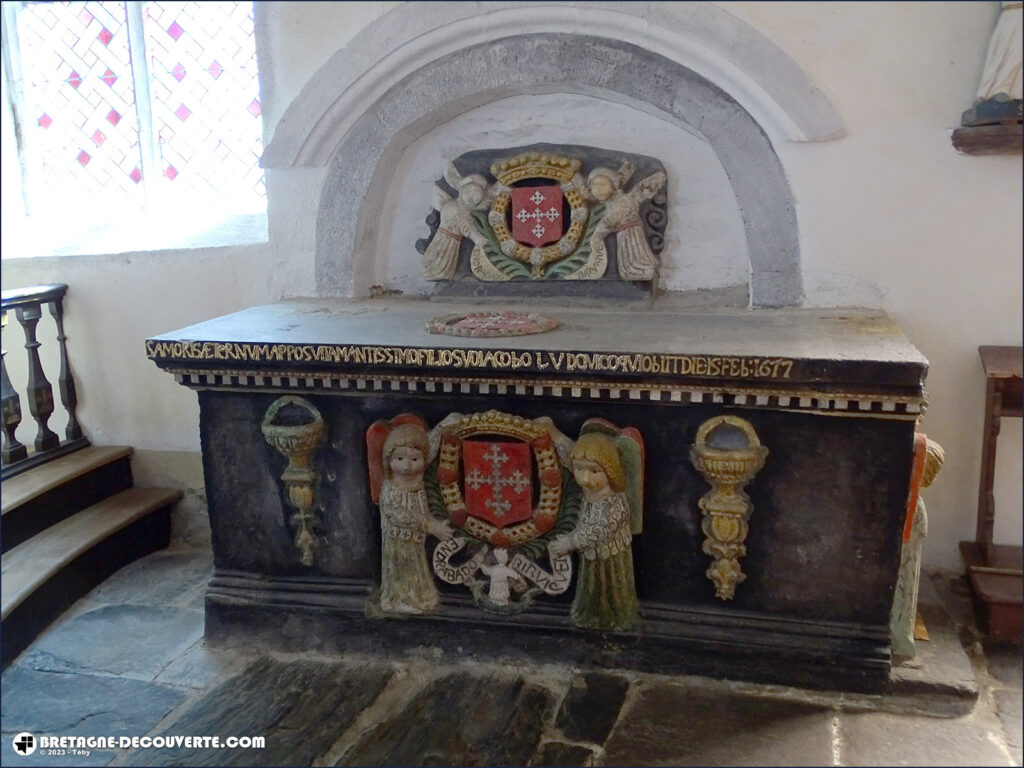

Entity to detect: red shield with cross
[462,440,533,529]
[511,185,563,247]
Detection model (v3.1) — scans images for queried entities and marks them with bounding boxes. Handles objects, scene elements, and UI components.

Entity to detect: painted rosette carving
[436,410,562,549]
[487,153,588,277]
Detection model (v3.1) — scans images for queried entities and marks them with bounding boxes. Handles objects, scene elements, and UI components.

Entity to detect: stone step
[1,486,181,667]
[1,445,134,552]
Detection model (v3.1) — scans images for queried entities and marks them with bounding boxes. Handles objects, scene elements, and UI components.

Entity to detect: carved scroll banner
[509,550,572,595]
[690,416,768,600]
[432,537,489,584]
[432,537,572,595]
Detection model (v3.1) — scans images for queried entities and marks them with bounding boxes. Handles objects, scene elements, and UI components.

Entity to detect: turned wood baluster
[1,311,28,463]
[15,303,59,452]
[49,294,82,441]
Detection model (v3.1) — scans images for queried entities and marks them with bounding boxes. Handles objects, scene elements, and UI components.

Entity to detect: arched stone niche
[263,4,843,308]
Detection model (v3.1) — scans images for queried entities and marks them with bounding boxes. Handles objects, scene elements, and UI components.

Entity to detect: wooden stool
[960,345,1023,640]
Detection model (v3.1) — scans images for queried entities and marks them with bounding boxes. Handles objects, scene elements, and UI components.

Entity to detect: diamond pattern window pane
[17,1,144,213]
[145,1,265,209]
[14,1,264,218]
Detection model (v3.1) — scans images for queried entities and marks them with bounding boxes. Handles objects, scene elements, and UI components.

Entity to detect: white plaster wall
[376,93,748,295]
[2,245,280,452]
[726,1,1024,567]
[3,1,1020,571]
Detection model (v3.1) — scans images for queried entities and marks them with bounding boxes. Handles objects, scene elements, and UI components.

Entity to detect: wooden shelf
[952,124,1023,156]
[961,346,1023,640]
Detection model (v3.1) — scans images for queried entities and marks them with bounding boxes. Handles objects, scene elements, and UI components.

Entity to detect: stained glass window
[7,1,264,221]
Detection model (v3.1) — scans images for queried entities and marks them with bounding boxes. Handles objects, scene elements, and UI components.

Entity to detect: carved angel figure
[421,163,494,281]
[479,548,526,607]
[890,437,944,659]
[366,416,454,614]
[583,161,667,282]
[548,423,644,632]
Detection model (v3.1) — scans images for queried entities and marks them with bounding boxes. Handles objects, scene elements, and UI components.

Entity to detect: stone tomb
[147,299,927,692]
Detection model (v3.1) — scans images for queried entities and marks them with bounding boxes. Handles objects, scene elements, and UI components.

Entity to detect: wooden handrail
[1,284,88,479]
[1,284,68,310]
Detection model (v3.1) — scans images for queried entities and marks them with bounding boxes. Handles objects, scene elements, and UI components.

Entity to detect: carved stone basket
[691,416,768,599]
[261,396,325,566]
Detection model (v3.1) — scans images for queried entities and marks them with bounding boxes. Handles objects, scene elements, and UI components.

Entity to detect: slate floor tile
[601,683,833,766]
[153,639,257,690]
[87,550,213,609]
[555,672,631,744]
[983,640,1023,689]
[531,740,596,766]
[838,708,1012,766]
[0,666,186,742]
[338,671,555,767]
[17,605,204,681]
[995,689,1023,759]
[127,657,392,766]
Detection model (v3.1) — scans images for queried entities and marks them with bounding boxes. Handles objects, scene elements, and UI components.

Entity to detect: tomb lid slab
[146,299,928,394]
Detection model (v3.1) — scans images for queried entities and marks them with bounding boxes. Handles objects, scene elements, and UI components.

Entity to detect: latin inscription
[146,340,794,380]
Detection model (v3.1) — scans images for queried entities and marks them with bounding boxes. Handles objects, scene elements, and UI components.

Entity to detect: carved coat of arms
[418,145,668,283]
[365,410,646,629]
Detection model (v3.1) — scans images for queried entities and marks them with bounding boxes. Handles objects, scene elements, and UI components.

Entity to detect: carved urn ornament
[261,396,325,567]
[690,416,768,600]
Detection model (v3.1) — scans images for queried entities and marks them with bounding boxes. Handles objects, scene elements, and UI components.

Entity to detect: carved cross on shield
[462,440,533,528]
[511,186,563,247]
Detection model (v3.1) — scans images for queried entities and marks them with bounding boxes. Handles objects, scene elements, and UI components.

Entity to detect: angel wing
[617,161,635,189]
[633,171,667,202]
[431,183,453,212]
[443,161,463,190]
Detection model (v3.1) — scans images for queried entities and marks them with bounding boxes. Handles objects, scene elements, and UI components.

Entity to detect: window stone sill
[1,211,268,259]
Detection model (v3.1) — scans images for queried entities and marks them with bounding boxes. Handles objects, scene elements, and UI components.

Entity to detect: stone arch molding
[264,3,843,306]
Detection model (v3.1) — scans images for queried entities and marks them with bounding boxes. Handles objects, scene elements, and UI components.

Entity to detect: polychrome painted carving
[363,410,645,628]
[583,162,667,281]
[261,396,325,566]
[366,414,455,614]
[549,421,645,631]
[690,415,768,600]
[430,410,573,613]
[417,146,668,282]
[425,310,559,338]
[890,434,944,659]
[421,165,494,281]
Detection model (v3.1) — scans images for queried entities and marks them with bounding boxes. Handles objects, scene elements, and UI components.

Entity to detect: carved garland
[487,153,588,276]
[436,410,562,548]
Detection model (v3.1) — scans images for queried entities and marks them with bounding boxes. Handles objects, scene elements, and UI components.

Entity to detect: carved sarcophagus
[147,299,927,692]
